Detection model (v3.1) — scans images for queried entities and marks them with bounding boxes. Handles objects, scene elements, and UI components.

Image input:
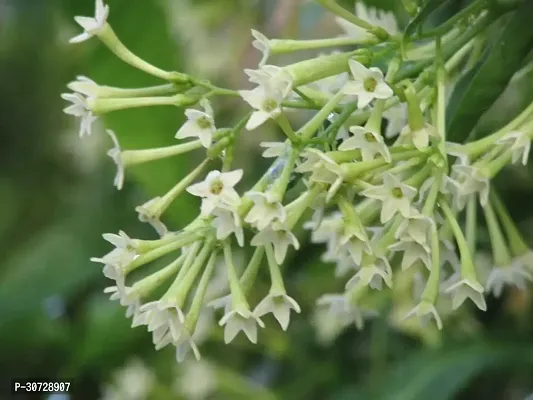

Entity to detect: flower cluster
[63,0,533,362]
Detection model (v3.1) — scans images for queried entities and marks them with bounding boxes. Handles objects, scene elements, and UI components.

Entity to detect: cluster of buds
[63,0,533,361]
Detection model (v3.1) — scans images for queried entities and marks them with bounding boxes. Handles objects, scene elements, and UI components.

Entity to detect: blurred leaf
[446,1,533,141]
[473,59,533,138]
[350,341,533,400]
[70,0,199,228]
[64,296,146,378]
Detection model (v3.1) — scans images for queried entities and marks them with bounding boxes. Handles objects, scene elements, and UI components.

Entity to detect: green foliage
[2,1,533,399]
[447,0,533,141]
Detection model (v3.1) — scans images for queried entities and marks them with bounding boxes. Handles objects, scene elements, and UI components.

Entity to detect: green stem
[483,200,512,266]
[121,141,203,166]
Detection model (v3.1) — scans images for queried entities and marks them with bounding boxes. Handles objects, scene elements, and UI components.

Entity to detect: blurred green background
[2,0,533,399]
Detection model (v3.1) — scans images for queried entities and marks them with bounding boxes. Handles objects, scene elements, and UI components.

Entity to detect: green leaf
[473,59,533,138]
[358,341,533,400]
[78,0,199,227]
[63,297,146,377]
[446,1,533,142]
[403,0,449,39]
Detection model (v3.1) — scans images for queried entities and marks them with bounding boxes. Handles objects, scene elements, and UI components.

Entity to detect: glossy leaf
[446,1,533,141]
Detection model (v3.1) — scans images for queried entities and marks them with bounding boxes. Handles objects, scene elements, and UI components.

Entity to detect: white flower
[516,251,533,271]
[332,252,359,277]
[61,92,97,137]
[336,3,398,39]
[355,2,399,34]
[186,169,243,216]
[174,329,202,363]
[260,141,288,158]
[138,299,186,348]
[395,212,434,246]
[176,99,216,148]
[69,0,110,44]
[239,83,287,130]
[101,359,154,400]
[343,60,393,109]
[254,292,301,331]
[497,130,531,166]
[339,126,391,162]
[383,102,407,138]
[104,274,140,318]
[106,129,126,190]
[485,263,533,297]
[336,221,372,267]
[219,305,265,344]
[400,123,437,151]
[335,17,371,40]
[445,278,487,311]
[251,224,299,264]
[447,164,490,209]
[405,301,442,330]
[362,173,417,223]
[211,207,244,247]
[67,75,99,97]
[389,239,431,270]
[305,211,343,245]
[251,29,270,67]
[244,191,286,230]
[175,360,217,400]
[244,65,293,91]
[345,256,392,290]
[297,149,344,202]
[208,294,232,314]
[135,197,168,237]
[91,231,138,278]
[316,293,378,330]
[311,72,350,97]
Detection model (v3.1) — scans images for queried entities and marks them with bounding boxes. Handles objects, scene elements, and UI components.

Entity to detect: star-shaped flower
[485,263,533,297]
[67,76,100,97]
[176,99,216,148]
[251,224,300,264]
[211,207,245,247]
[244,191,286,230]
[239,82,288,130]
[445,278,487,311]
[338,126,391,162]
[361,173,417,223]
[447,164,490,209]
[342,60,393,109]
[186,169,243,216]
[400,123,437,151]
[61,92,98,137]
[254,292,301,331]
[244,65,293,91]
[405,300,442,330]
[251,29,270,67]
[316,293,378,330]
[389,238,431,270]
[219,305,265,344]
[345,256,392,290]
[395,211,434,246]
[69,0,110,44]
[497,130,531,166]
[260,141,289,158]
